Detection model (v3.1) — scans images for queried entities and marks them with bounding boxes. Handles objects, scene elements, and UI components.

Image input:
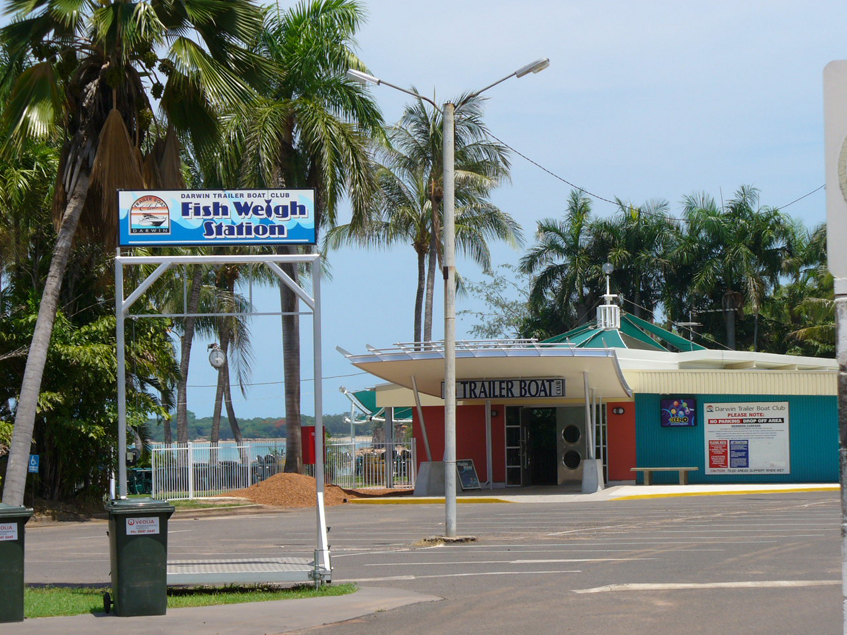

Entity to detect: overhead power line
[187,371,368,389]
[488,131,826,214]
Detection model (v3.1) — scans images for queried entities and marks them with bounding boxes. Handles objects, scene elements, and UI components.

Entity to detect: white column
[443,102,457,537]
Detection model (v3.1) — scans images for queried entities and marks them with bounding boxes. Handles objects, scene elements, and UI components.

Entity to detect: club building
[341,295,838,489]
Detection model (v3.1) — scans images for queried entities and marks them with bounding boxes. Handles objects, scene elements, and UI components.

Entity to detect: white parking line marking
[364,558,651,566]
[573,580,840,594]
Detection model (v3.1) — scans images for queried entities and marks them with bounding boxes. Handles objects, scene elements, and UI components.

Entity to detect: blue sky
[185,0,844,419]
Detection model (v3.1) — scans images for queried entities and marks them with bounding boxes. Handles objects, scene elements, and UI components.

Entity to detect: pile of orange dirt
[222,473,355,508]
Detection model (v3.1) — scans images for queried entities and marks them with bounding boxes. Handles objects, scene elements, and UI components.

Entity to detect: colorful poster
[660,396,696,427]
[118,189,316,246]
[704,401,790,475]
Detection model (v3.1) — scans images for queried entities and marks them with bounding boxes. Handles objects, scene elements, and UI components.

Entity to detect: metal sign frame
[824,61,847,293]
[114,251,329,573]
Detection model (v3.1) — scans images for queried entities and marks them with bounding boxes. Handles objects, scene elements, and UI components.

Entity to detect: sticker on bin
[0,522,19,541]
[126,517,160,535]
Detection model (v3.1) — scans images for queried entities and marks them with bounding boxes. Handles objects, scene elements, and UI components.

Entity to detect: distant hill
[145,411,374,442]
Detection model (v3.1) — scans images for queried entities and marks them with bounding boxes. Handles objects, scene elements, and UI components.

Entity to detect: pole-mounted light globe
[208,343,226,369]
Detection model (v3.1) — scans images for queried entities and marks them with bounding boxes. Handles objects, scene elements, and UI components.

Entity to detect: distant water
[148,437,374,464]
[148,439,286,464]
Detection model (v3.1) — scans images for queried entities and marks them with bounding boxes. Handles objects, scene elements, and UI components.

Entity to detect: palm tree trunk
[280,250,302,473]
[221,275,246,464]
[2,172,90,507]
[725,309,736,350]
[210,360,224,466]
[176,266,203,443]
[424,182,442,343]
[222,348,246,465]
[414,249,426,346]
[423,239,437,342]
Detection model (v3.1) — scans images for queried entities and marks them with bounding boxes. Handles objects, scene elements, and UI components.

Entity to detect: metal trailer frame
[115,251,331,585]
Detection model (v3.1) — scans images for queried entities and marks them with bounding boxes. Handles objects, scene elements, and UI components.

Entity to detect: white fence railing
[150,438,415,499]
[304,441,416,490]
[150,440,285,500]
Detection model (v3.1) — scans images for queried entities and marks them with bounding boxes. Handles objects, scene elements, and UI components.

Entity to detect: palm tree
[208,264,255,463]
[766,223,834,356]
[218,0,384,473]
[677,186,789,349]
[591,198,675,319]
[1,0,267,505]
[520,190,601,328]
[389,94,513,340]
[327,94,519,343]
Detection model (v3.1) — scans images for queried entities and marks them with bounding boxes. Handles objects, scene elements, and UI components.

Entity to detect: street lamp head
[208,344,226,369]
[602,262,614,275]
[346,69,380,85]
[515,57,550,78]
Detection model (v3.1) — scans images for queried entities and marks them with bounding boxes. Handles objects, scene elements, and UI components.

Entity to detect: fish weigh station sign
[118,189,316,247]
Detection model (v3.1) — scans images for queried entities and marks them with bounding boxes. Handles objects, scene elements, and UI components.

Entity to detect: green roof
[542,311,706,352]
[351,389,411,420]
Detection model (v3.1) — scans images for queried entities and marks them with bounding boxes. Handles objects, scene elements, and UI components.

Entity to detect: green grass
[24,583,357,618]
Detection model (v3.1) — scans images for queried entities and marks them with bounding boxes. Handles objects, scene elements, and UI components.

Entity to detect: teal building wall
[634,393,838,484]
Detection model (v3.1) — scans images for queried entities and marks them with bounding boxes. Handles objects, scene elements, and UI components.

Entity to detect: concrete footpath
[3,587,441,635]
[349,482,840,505]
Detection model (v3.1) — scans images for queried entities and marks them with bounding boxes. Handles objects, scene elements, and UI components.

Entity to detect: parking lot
[25,490,841,634]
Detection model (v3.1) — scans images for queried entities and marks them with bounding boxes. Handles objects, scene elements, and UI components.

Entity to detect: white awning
[341,342,632,402]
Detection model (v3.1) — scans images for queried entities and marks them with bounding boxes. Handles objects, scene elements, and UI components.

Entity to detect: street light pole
[442,102,457,535]
[348,58,549,537]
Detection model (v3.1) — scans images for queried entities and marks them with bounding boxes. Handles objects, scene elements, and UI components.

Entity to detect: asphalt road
[25,491,840,635]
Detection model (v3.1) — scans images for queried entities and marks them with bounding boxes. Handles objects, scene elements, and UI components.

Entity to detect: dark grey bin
[106,497,175,616]
[0,503,34,623]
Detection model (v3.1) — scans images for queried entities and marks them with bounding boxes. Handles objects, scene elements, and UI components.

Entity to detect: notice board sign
[118,189,316,247]
[456,459,481,490]
[704,401,790,475]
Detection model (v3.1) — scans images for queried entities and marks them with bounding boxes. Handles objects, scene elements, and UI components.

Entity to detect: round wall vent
[562,450,582,470]
[562,425,581,444]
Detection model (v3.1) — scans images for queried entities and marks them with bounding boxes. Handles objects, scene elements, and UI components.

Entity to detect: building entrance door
[506,406,591,487]
[521,408,558,486]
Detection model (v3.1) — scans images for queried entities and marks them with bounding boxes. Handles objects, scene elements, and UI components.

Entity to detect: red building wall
[413,404,506,484]
[606,401,637,481]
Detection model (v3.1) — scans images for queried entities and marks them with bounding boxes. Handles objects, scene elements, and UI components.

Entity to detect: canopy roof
[340,341,633,402]
[543,313,707,352]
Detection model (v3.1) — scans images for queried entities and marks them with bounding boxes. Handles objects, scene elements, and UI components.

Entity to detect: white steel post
[188,441,194,499]
[313,258,330,571]
[583,372,593,460]
[485,400,493,489]
[823,62,847,632]
[115,252,128,499]
[838,294,847,632]
[443,102,457,537]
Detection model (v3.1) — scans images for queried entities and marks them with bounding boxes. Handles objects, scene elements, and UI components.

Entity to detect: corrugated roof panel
[624,370,837,396]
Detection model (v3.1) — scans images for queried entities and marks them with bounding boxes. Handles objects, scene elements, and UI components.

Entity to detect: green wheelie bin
[106,497,175,616]
[0,503,34,623]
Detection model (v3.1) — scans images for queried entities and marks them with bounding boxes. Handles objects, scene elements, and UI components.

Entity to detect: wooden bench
[630,467,698,485]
